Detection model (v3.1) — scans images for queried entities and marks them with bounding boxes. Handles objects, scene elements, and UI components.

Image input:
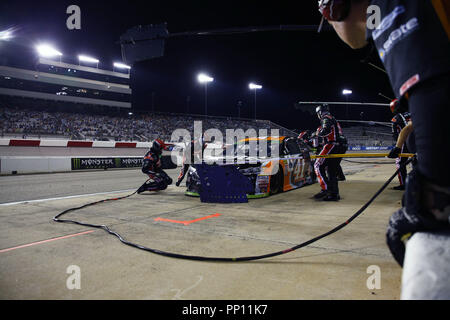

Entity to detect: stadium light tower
[342,89,353,119]
[113,62,131,74]
[249,83,262,120]
[197,73,214,116]
[78,55,99,68]
[36,44,63,62]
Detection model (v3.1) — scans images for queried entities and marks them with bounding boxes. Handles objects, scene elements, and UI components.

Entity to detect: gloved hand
[386,207,422,266]
[388,147,401,159]
[175,181,181,187]
[386,169,450,267]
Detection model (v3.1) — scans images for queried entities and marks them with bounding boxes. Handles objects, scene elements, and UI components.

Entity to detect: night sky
[0,0,395,131]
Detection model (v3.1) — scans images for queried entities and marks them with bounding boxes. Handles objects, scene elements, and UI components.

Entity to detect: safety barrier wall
[0,155,180,175]
[0,157,72,174]
[0,138,185,158]
[0,138,153,148]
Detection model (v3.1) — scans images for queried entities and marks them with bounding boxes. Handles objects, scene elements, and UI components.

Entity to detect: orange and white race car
[185,136,316,198]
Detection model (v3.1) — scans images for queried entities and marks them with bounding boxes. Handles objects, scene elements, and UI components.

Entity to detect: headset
[318,0,352,21]
[318,0,352,32]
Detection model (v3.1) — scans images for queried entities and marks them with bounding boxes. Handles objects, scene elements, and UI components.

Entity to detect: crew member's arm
[388,121,413,158]
[142,155,156,175]
[317,117,332,137]
[327,0,369,49]
[396,121,413,149]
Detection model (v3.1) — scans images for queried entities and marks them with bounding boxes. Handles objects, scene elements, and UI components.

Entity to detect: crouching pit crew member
[138,138,173,194]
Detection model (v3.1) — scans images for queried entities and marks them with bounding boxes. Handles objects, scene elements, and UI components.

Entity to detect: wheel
[270,166,284,195]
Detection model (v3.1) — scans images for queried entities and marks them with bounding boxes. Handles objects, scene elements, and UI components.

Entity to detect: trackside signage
[71,157,143,170]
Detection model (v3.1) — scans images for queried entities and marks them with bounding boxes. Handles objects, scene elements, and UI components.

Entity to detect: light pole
[186,95,191,114]
[237,100,243,118]
[342,89,352,119]
[152,92,155,113]
[249,83,262,120]
[198,73,214,117]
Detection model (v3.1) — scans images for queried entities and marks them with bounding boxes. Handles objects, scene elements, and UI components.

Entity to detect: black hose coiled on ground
[53,159,412,262]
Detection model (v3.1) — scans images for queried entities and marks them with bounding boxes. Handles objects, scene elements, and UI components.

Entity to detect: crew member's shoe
[392,185,406,191]
[137,185,146,194]
[323,194,341,201]
[313,190,328,199]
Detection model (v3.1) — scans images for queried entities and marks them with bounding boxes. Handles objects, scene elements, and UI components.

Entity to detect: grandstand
[340,121,394,149]
[0,101,391,147]
[0,104,296,143]
[0,51,298,143]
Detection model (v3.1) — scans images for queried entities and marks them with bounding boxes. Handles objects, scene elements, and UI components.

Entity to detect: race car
[185,136,316,199]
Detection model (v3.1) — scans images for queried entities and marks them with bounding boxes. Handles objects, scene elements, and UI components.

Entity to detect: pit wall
[0,138,181,174]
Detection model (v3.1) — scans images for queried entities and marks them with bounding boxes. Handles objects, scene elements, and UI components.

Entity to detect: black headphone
[318,0,352,22]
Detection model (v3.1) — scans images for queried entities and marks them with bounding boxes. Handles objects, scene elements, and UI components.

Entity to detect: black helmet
[316,104,330,119]
[151,138,165,155]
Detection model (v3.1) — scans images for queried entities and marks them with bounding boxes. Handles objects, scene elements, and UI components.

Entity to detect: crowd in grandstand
[0,106,392,147]
[0,106,285,142]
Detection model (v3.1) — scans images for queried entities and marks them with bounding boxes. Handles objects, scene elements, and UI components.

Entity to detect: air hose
[53,158,413,262]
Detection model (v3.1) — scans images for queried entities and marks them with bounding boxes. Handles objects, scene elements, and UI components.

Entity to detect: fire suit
[391,111,412,187]
[314,114,347,198]
[138,149,172,193]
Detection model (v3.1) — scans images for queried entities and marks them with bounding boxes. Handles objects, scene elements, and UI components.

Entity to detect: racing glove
[388,147,402,159]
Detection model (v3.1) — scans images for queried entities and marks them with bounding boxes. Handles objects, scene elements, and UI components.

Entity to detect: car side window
[285,138,301,155]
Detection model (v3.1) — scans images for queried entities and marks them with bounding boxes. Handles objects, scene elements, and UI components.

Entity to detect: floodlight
[342,89,353,95]
[197,73,214,83]
[249,83,262,90]
[78,55,100,64]
[36,44,63,58]
[113,62,131,70]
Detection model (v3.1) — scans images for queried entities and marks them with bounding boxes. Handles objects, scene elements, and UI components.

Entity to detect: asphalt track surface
[0,160,407,299]
[0,169,163,204]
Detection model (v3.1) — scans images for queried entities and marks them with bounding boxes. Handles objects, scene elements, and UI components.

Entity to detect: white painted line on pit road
[0,189,137,206]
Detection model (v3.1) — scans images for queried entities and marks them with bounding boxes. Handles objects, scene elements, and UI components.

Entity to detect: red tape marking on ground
[154,213,221,226]
[0,230,95,253]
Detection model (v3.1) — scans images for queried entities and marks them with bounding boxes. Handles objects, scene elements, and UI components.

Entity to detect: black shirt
[367,0,450,98]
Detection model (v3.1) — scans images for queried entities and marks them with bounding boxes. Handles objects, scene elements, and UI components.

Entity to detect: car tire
[270,166,284,195]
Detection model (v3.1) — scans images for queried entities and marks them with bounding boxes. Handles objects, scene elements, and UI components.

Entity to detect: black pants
[314,144,346,196]
[142,170,172,191]
[336,144,347,180]
[396,144,409,186]
[408,73,450,187]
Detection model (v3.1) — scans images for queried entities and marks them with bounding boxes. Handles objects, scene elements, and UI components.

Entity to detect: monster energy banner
[71,157,143,170]
[71,156,177,170]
